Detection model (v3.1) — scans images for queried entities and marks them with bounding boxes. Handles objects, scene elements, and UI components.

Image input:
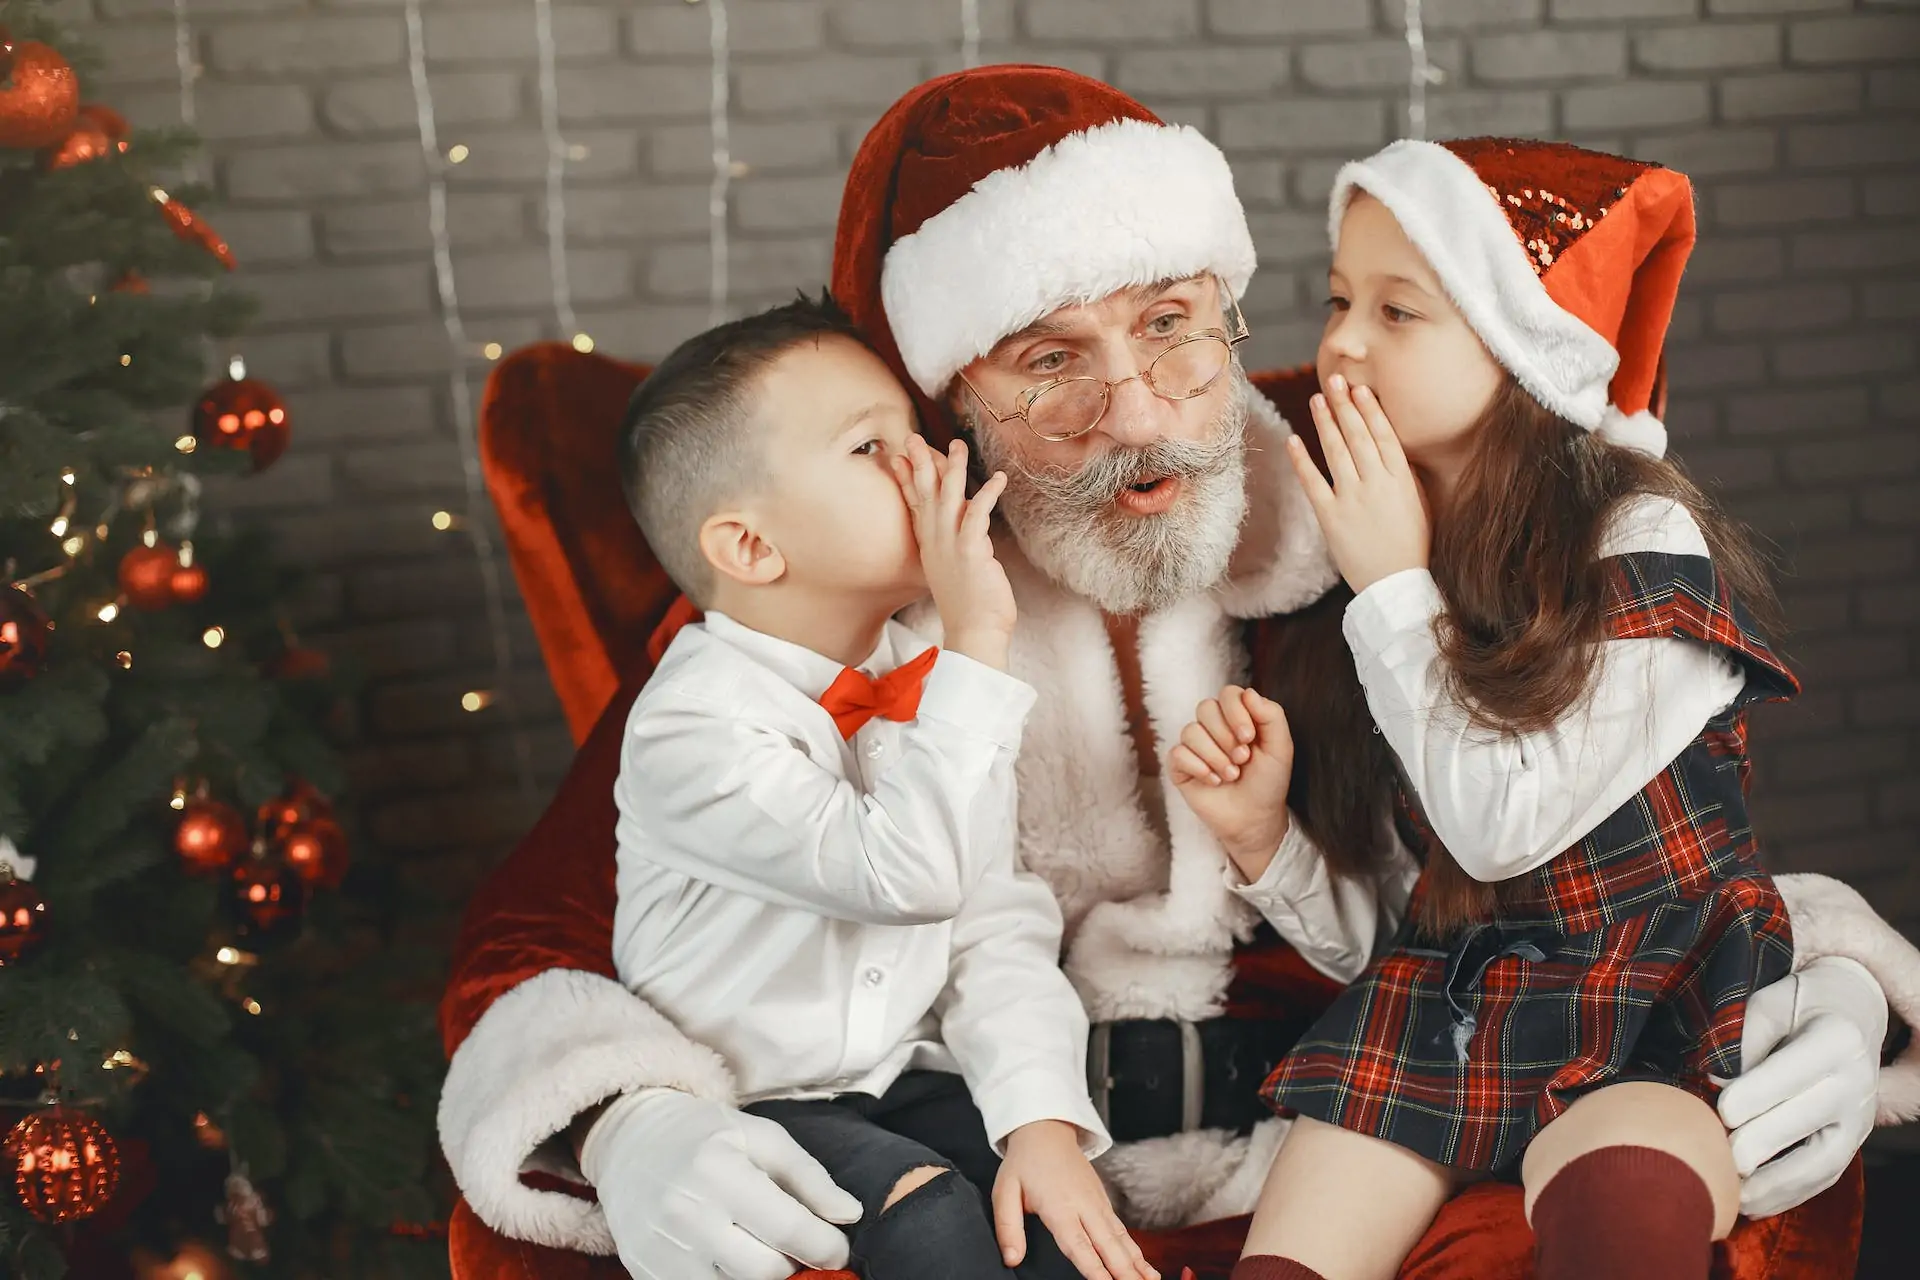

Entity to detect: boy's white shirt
[611,610,1109,1158]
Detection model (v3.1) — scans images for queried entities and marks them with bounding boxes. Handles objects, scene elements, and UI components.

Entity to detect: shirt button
[866,741,884,759]
[862,967,885,988]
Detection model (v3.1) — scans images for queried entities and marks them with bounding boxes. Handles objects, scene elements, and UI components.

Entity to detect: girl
[1168,139,1798,1280]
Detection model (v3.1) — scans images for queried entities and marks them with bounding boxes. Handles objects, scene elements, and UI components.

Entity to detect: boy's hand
[1284,373,1430,596]
[1168,685,1295,883]
[994,1120,1156,1280]
[894,433,1015,669]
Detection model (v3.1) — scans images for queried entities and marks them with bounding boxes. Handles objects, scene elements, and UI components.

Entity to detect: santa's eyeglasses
[956,280,1251,444]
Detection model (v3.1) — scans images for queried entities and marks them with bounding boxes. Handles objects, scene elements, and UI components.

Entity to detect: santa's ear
[699,511,785,589]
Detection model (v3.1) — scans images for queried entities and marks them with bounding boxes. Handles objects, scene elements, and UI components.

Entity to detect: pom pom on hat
[1328,138,1696,458]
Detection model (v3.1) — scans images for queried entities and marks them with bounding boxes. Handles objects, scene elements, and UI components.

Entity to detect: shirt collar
[700,611,898,702]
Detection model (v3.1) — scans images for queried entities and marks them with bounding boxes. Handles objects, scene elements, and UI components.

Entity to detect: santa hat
[830,66,1256,428]
[1328,138,1695,458]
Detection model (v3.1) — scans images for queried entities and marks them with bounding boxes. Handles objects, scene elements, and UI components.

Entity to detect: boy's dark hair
[619,290,863,605]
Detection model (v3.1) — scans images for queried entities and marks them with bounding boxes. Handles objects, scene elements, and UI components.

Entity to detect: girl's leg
[1521,1081,1740,1280]
[1232,1117,1455,1280]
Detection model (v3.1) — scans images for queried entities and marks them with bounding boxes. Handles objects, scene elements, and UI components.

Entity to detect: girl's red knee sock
[1531,1145,1716,1280]
[1228,1258,1329,1280]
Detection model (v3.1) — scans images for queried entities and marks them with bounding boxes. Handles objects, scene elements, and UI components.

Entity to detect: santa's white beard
[969,367,1252,616]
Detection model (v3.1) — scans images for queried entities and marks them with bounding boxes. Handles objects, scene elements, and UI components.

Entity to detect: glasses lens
[1148,336,1230,400]
[1027,379,1109,440]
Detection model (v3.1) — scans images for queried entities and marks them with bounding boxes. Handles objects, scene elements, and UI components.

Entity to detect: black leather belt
[1087,1015,1305,1143]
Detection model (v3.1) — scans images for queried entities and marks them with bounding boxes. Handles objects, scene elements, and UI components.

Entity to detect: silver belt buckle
[1087,1019,1207,1134]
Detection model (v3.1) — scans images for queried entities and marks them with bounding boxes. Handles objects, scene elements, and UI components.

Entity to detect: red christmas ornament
[0,870,49,966]
[258,779,335,839]
[0,38,79,151]
[169,562,209,604]
[279,820,348,890]
[5,1106,121,1225]
[118,544,182,611]
[0,585,54,687]
[173,799,248,876]
[156,194,237,270]
[191,376,290,471]
[47,103,129,169]
[231,857,305,935]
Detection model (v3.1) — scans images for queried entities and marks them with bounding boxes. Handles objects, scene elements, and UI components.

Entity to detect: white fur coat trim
[1214,389,1342,620]
[437,967,735,1254]
[1776,872,1920,1125]
[881,117,1257,398]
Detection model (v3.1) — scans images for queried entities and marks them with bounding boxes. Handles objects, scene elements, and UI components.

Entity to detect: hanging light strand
[961,0,981,70]
[707,0,731,326]
[403,0,537,803]
[530,0,578,340]
[1403,0,1440,141]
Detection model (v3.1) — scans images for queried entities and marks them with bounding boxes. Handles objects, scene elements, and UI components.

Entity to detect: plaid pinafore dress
[1261,551,1799,1175]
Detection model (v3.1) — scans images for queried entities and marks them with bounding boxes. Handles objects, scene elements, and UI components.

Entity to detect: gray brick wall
[58,1,1917,943]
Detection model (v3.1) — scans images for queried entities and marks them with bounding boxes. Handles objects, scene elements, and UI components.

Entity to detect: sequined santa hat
[1328,138,1695,458]
[830,65,1256,429]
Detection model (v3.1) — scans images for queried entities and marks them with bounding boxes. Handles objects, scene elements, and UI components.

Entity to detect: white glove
[580,1089,863,1280]
[1719,955,1886,1219]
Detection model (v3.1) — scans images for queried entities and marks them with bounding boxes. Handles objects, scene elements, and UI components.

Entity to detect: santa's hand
[582,1088,861,1280]
[1718,956,1885,1219]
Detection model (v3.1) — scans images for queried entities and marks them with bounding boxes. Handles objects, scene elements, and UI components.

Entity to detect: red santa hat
[830,66,1256,429]
[1328,138,1695,458]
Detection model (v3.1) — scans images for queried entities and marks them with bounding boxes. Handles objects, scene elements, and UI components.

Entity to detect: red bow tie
[819,647,939,739]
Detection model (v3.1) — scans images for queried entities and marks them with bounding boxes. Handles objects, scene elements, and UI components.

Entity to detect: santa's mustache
[996,418,1246,512]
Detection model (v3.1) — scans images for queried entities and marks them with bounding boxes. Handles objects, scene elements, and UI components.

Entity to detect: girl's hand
[1284,374,1430,596]
[1167,685,1295,883]
[993,1120,1156,1280]
[892,433,1015,669]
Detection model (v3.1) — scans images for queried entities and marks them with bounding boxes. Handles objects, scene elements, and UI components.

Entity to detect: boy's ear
[699,511,786,589]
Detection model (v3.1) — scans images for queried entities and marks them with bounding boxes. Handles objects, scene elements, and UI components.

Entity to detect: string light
[571,333,594,353]
[460,690,494,712]
[241,998,262,1016]
[482,342,503,360]
[447,143,469,164]
[174,434,197,453]
[61,537,84,557]
[1403,0,1442,141]
[961,0,981,69]
[707,0,731,326]
[170,786,188,811]
[404,0,535,797]
[201,626,224,648]
[532,0,578,340]
[97,603,119,622]
[431,510,458,531]
[119,354,133,366]
[115,651,132,669]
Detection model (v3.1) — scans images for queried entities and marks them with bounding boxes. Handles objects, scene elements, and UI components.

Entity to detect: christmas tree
[1,9,449,1277]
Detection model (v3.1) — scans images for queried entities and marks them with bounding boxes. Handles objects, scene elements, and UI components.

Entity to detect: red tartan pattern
[1263,552,1799,1174]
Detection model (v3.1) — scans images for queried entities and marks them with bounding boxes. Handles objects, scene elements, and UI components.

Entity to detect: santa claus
[437,67,1916,1278]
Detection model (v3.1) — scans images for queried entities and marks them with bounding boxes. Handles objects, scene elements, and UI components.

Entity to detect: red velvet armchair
[444,342,1865,1280]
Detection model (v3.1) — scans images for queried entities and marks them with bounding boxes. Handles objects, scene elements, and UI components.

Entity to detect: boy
[602,294,1151,1280]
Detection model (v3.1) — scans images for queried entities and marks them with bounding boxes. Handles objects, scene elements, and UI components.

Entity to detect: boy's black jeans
[745,1070,1085,1280]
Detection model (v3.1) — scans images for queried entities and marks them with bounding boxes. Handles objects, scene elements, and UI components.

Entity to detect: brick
[293,386,440,445]
[1030,0,1198,40]
[1868,68,1920,109]
[447,129,639,186]
[1880,380,1920,422]
[1299,38,1467,91]
[423,7,616,63]
[225,141,424,201]
[555,183,711,243]
[101,0,300,13]
[571,302,726,360]
[1420,0,1544,29]
[340,441,476,498]
[1720,69,1862,119]
[1116,48,1295,98]
[1631,127,1778,176]
[1684,235,1784,283]
[1710,0,1850,10]
[1227,158,1286,206]
[451,247,634,313]
[267,506,448,567]
[228,332,332,391]
[121,83,316,142]
[647,238,831,299]
[628,2,824,58]
[325,71,525,136]
[1245,211,1331,266]
[1563,81,1710,130]
[557,64,710,123]
[733,55,924,113]
[1552,0,1697,18]
[1776,586,1853,634]
[1861,482,1920,527]
[1218,99,1389,152]
[1771,733,1912,786]
[1290,158,1348,208]
[1783,428,1920,480]
[1666,342,1768,391]
[733,175,846,233]
[1686,444,1778,490]
[199,453,334,510]
[350,559,490,620]
[1727,384,1871,434]
[827,0,1016,49]
[1746,785,1869,841]
[344,736,471,795]
[933,47,1110,83]
[1204,0,1372,37]
[1776,333,1917,381]
[251,261,433,325]
[1473,30,1627,82]
[214,209,317,266]
[1713,176,1855,229]
[82,22,183,86]
[1786,120,1920,169]
[206,16,404,75]
[337,317,539,380]
[1666,295,1708,344]
[1861,584,1920,626]
[1755,689,1848,739]
[1793,228,1920,273]
[1424,89,1555,138]
[1789,14,1920,65]
[1865,278,1920,321]
[651,120,839,178]
[1785,632,1911,680]
[322,192,528,258]
[367,784,547,851]
[1635,22,1781,70]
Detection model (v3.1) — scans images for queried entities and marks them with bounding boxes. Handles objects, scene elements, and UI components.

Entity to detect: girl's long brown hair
[1255,378,1785,936]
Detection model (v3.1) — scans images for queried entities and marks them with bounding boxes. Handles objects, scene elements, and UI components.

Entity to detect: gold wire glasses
[957,280,1251,443]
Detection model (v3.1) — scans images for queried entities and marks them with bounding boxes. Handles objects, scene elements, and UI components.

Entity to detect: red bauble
[157,195,237,271]
[258,779,335,839]
[5,1106,120,1225]
[191,376,290,471]
[0,873,49,966]
[231,857,305,935]
[0,585,54,687]
[0,39,79,150]
[118,544,182,611]
[279,819,348,890]
[173,799,248,875]
[169,562,209,604]
[47,103,129,169]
